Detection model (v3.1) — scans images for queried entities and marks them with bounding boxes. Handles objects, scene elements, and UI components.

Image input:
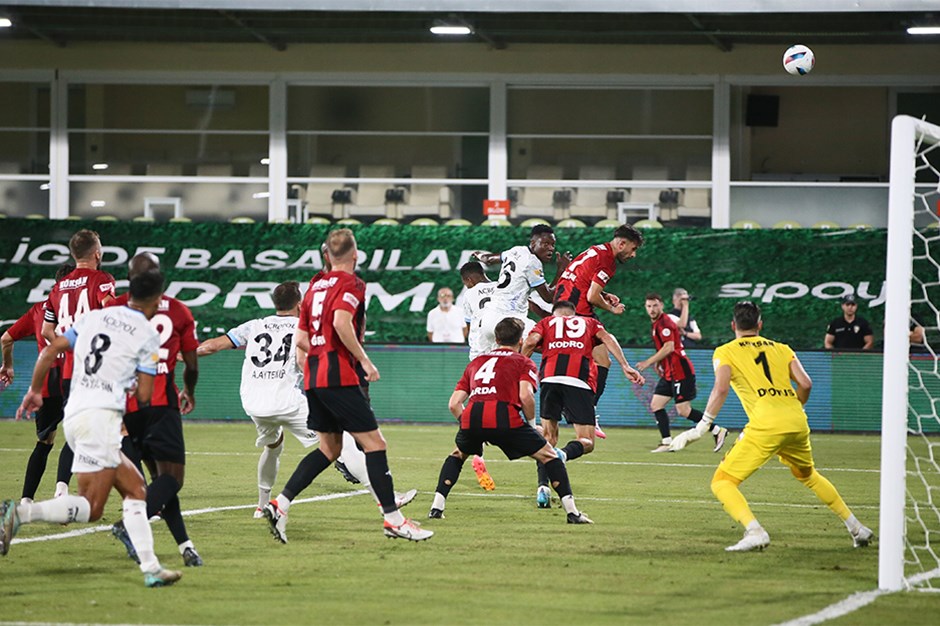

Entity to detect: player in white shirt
[459,261,496,361]
[2,270,183,588]
[426,287,467,344]
[473,225,561,354]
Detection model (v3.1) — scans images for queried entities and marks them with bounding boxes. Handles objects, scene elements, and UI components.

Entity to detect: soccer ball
[783,45,815,75]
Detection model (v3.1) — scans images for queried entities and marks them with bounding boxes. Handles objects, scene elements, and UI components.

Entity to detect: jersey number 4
[56,289,91,333]
[251,333,292,368]
[474,356,499,384]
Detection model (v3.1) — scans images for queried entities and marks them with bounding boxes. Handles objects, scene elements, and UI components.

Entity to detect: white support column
[268,77,287,223]
[488,80,508,201]
[878,114,917,592]
[711,79,731,228]
[50,73,69,219]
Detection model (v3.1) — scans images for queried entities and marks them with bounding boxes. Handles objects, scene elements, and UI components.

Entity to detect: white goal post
[880,115,940,591]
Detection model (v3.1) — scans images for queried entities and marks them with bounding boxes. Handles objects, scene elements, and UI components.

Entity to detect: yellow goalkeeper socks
[798,469,851,520]
[711,472,756,527]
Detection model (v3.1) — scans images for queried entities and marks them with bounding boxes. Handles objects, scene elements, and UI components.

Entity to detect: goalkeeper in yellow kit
[670,301,874,552]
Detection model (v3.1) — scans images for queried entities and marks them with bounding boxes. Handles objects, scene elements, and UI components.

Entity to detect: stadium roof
[0,1,938,50]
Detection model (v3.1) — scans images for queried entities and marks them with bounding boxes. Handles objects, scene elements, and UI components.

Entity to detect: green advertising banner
[0,218,889,349]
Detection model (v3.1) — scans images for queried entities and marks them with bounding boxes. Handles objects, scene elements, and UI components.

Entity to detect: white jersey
[227,314,305,418]
[489,245,546,316]
[462,281,496,360]
[63,306,160,416]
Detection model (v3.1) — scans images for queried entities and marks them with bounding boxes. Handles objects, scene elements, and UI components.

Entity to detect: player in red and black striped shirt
[265,229,432,543]
[636,293,727,453]
[523,301,643,485]
[108,252,203,568]
[1,263,73,503]
[553,224,644,434]
[428,317,593,524]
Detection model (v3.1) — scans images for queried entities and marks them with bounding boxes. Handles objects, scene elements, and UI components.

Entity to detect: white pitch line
[11,489,369,546]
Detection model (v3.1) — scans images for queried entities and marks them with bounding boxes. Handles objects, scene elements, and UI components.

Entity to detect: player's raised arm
[471,250,501,266]
[333,309,379,382]
[586,281,624,315]
[196,335,236,357]
[597,328,644,385]
[788,355,813,405]
[521,330,542,357]
[448,389,468,419]
[518,379,536,423]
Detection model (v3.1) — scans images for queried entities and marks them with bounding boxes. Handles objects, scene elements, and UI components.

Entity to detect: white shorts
[479,309,535,354]
[251,403,319,448]
[63,408,124,474]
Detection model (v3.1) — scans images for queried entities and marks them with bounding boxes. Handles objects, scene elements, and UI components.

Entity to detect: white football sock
[746,519,763,532]
[122,498,160,573]
[53,481,69,498]
[275,494,292,513]
[431,493,447,511]
[560,495,578,515]
[383,510,406,526]
[258,442,283,498]
[178,540,195,555]
[258,488,271,509]
[340,433,371,488]
[17,495,90,525]
[844,513,862,533]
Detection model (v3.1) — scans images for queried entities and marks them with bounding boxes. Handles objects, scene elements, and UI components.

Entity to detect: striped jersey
[455,348,538,429]
[651,313,694,381]
[554,243,617,316]
[532,314,603,391]
[299,270,366,389]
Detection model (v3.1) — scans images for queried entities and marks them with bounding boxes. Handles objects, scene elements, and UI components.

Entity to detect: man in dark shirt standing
[824,294,874,350]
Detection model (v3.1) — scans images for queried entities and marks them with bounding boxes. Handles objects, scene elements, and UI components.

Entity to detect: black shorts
[654,375,697,403]
[307,386,378,433]
[540,382,596,425]
[455,424,547,460]
[35,395,64,441]
[123,406,186,464]
[61,377,71,404]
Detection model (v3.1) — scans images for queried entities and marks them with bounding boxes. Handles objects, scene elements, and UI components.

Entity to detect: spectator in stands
[426,287,467,344]
[823,295,874,350]
[668,288,702,347]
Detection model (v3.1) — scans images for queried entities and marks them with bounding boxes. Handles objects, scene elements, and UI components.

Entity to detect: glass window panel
[0,180,49,218]
[507,138,711,180]
[0,130,50,175]
[70,181,268,221]
[0,82,50,128]
[287,86,489,133]
[508,88,712,135]
[67,132,268,175]
[68,84,268,131]
[287,134,484,179]
[729,185,889,228]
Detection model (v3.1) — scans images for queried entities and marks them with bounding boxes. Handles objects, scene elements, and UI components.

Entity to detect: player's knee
[675,404,691,417]
[40,430,57,445]
[711,469,740,495]
[790,465,814,482]
[579,437,595,454]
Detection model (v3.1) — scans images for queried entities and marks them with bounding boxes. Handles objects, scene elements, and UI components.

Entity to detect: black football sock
[146,474,181,518]
[687,408,704,424]
[594,366,609,404]
[365,450,398,514]
[56,443,74,485]
[562,440,586,461]
[22,442,54,500]
[434,455,465,498]
[536,461,549,488]
[282,448,332,501]
[543,458,572,499]
[161,494,189,546]
[654,409,671,439]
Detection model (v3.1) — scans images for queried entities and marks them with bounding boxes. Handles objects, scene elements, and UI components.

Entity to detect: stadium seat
[850,223,874,230]
[337,218,363,225]
[511,165,567,221]
[293,164,349,220]
[569,165,618,221]
[132,216,156,223]
[95,215,119,221]
[594,219,621,228]
[556,218,587,228]
[64,215,82,221]
[678,165,711,220]
[519,218,551,228]
[230,216,256,224]
[169,216,193,223]
[409,217,439,226]
[304,216,331,225]
[633,219,664,229]
[812,221,841,229]
[631,166,674,221]
[773,220,802,229]
[732,220,761,229]
[347,165,397,219]
[25,213,47,219]
[443,218,473,227]
[399,166,453,220]
[0,212,6,218]
[481,218,512,227]
[373,217,400,226]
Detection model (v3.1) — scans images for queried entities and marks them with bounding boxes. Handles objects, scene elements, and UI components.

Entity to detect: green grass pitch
[0,420,935,625]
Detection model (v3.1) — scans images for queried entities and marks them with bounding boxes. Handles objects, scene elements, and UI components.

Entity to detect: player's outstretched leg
[257,437,284,518]
[21,441,54,502]
[532,446,591,524]
[791,466,873,548]
[711,469,770,552]
[429,452,466,519]
[472,454,495,491]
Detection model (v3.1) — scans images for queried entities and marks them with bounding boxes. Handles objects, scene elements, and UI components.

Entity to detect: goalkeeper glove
[694,411,716,435]
[668,428,702,451]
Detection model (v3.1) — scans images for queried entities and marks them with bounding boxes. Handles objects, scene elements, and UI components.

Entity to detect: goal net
[880,115,940,591]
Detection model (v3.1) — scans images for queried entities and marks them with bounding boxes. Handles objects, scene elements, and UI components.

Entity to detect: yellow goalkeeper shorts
[717,428,815,482]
